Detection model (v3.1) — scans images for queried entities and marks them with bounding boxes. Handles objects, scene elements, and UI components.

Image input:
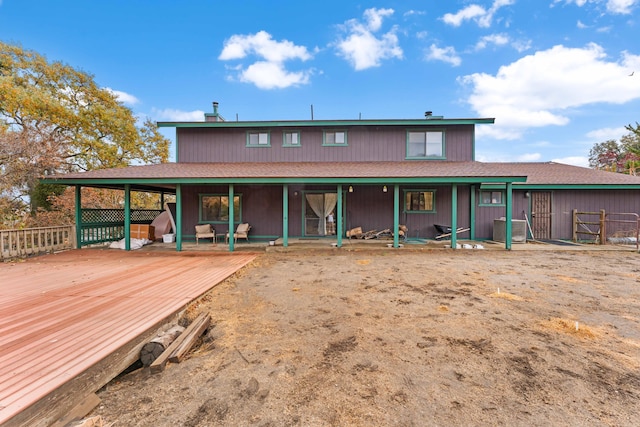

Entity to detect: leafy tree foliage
[588,124,640,175]
[0,42,170,228]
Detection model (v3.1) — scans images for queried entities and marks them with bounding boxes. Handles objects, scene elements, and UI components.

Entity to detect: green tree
[0,42,170,227]
[588,139,621,171]
[588,125,640,175]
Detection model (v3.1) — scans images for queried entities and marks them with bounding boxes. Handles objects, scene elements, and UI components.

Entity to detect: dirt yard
[91,249,640,426]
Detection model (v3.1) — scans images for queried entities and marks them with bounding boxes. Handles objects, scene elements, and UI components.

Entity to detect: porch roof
[483,162,640,188]
[43,161,527,189]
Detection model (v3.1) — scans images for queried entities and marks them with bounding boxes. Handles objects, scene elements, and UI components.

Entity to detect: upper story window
[247,131,270,147]
[479,191,504,206]
[283,131,301,147]
[323,130,347,146]
[404,190,436,213]
[407,130,444,159]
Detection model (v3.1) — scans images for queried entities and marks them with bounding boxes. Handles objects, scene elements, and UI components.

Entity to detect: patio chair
[225,223,251,244]
[195,224,215,245]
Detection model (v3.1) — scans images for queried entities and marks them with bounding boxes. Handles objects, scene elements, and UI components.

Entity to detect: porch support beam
[176,184,182,251]
[75,185,82,248]
[451,184,458,249]
[505,182,513,250]
[470,185,476,240]
[393,184,399,248]
[124,184,131,251]
[282,184,289,247]
[228,184,235,252]
[337,184,343,247]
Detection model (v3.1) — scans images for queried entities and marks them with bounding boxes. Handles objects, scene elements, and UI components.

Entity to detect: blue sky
[2,0,640,166]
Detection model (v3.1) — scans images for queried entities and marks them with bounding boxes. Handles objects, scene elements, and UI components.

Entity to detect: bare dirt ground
[92,249,640,426]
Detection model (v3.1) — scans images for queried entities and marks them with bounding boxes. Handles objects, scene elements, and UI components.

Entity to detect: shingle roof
[50,161,525,180]
[485,162,640,185]
[46,161,640,186]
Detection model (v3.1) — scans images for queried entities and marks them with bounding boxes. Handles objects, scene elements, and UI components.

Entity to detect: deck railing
[1,225,76,261]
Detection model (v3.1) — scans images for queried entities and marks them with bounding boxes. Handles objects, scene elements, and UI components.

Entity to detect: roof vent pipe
[213,102,219,116]
[425,111,432,119]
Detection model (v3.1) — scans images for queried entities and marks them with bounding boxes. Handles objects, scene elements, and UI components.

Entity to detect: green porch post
[124,184,131,251]
[337,184,343,248]
[75,185,82,248]
[228,184,235,252]
[393,184,399,248]
[505,182,513,250]
[470,185,476,240]
[176,184,182,251]
[451,184,458,249]
[282,184,289,247]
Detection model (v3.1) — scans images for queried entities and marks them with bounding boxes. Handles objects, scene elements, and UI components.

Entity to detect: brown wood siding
[177,125,475,163]
[344,185,470,239]
[181,185,284,240]
[474,190,529,240]
[551,189,640,239]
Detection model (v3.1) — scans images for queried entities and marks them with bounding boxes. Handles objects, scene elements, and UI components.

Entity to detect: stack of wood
[139,312,211,374]
[346,225,407,240]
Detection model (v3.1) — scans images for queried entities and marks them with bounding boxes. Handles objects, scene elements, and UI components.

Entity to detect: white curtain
[306,193,338,235]
[323,193,337,235]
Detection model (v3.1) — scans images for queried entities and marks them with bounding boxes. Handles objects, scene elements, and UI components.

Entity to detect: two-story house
[46,103,640,251]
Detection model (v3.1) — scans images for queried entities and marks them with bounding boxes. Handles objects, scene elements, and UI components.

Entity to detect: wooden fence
[1,225,76,261]
[572,209,639,250]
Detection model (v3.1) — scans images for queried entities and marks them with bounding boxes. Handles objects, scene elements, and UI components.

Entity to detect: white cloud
[219,31,314,89]
[475,33,510,50]
[585,126,629,141]
[426,44,461,66]
[460,44,640,139]
[105,88,140,106]
[442,5,486,27]
[441,0,515,28]
[554,0,637,14]
[219,31,311,63]
[151,108,204,122]
[238,61,311,89]
[404,10,426,17]
[606,0,637,14]
[335,8,403,70]
[363,8,394,32]
[551,156,590,167]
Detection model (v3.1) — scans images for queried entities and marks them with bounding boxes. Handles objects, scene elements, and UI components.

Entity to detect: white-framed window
[247,131,270,147]
[283,131,300,147]
[404,190,436,213]
[323,130,347,146]
[479,191,504,206]
[407,130,444,158]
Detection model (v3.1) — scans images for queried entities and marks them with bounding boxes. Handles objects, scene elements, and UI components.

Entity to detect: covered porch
[44,162,528,252]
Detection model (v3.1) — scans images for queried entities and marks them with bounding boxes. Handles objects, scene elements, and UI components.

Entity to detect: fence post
[599,209,606,245]
[572,209,577,242]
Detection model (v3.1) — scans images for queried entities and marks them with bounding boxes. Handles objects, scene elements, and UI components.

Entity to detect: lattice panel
[81,209,162,224]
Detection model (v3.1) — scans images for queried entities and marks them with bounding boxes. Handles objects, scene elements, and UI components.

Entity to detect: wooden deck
[0,249,257,427]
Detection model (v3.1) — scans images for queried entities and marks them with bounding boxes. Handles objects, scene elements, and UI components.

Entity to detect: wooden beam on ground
[169,314,211,363]
[150,313,210,374]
